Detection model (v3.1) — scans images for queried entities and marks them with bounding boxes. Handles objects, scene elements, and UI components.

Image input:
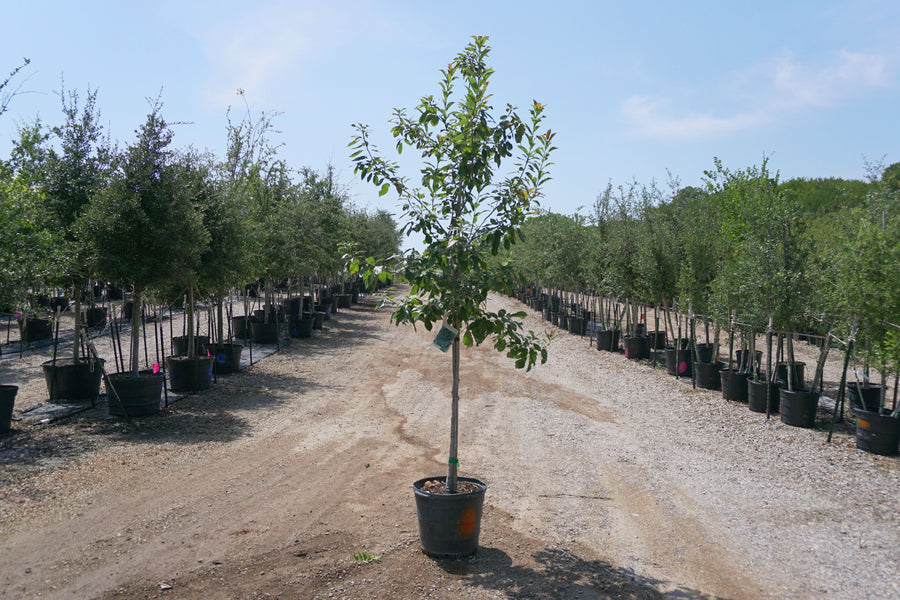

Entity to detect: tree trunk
[187,284,196,360]
[72,282,82,362]
[131,291,142,376]
[216,291,225,345]
[447,329,460,493]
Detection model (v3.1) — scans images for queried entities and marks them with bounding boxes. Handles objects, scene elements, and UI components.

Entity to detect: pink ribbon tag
[152,362,160,374]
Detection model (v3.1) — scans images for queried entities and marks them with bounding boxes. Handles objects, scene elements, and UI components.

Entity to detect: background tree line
[507,158,900,386]
[0,83,401,322]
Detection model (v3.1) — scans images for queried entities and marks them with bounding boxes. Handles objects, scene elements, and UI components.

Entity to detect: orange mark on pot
[858,418,870,430]
[458,507,477,537]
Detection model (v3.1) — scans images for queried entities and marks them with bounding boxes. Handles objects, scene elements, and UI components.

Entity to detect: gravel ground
[0,288,897,600]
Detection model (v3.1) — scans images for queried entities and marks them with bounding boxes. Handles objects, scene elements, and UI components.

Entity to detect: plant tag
[152,362,160,374]
[432,324,458,352]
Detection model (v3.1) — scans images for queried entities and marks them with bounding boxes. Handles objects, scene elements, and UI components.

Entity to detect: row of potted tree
[0,84,400,422]
[507,159,899,456]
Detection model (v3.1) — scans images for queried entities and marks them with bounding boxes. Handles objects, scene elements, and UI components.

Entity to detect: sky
[2,0,899,242]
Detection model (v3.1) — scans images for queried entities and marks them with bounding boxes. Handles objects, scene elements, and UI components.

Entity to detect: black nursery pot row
[2,287,366,433]
[517,290,900,457]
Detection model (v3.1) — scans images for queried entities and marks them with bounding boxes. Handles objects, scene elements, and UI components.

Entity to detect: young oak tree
[349,36,555,492]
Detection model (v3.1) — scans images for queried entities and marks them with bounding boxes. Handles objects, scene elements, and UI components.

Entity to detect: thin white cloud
[623,50,894,141]
[772,49,890,109]
[622,95,770,141]
[196,1,401,108]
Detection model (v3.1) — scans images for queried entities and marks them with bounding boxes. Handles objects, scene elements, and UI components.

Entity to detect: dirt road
[1,289,897,599]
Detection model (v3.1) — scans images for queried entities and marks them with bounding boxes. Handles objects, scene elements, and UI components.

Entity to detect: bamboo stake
[141,302,149,369]
[765,317,774,419]
[153,307,161,368]
[50,308,60,401]
[727,310,735,372]
[689,307,697,389]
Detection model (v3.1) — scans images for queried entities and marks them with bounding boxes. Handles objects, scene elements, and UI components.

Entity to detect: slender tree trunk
[448,329,460,493]
[131,290,142,376]
[187,284,195,360]
[216,292,224,345]
[73,282,82,362]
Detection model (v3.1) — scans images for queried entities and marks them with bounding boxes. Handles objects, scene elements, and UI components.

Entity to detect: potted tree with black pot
[604,181,650,360]
[708,159,814,420]
[218,95,288,345]
[41,85,113,402]
[350,36,555,557]
[0,119,59,351]
[163,150,221,392]
[83,100,207,416]
[826,176,900,452]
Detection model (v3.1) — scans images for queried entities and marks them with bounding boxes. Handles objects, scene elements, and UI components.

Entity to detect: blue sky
[2,0,898,235]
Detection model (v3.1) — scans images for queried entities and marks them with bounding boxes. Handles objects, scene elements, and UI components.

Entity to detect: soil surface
[1,287,898,600]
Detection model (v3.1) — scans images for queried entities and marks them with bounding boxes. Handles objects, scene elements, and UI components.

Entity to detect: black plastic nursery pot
[665,347,692,377]
[413,476,486,558]
[314,304,332,321]
[853,408,900,456]
[595,329,620,352]
[82,306,108,328]
[567,316,585,336]
[250,320,280,345]
[775,362,806,390]
[647,330,667,350]
[720,370,750,402]
[49,296,69,312]
[107,372,164,417]
[747,379,780,414]
[210,343,243,375]
[542,307,551,321]
[779,388,819,428]
[231,316,251,340]
[172,335,210,357]
[694,343,715,364]
[847,383,882,413]
[0,385,17,434]
[694,361,722,390]
[122,300,134,321]
[167,356,214,393]
[19,316,53,343]
[282,297,303,316]
[312,311,326,330]
[289,315,314,338]
[336,294,352,309]
[41,358,105,402]
[624,335,650,360]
